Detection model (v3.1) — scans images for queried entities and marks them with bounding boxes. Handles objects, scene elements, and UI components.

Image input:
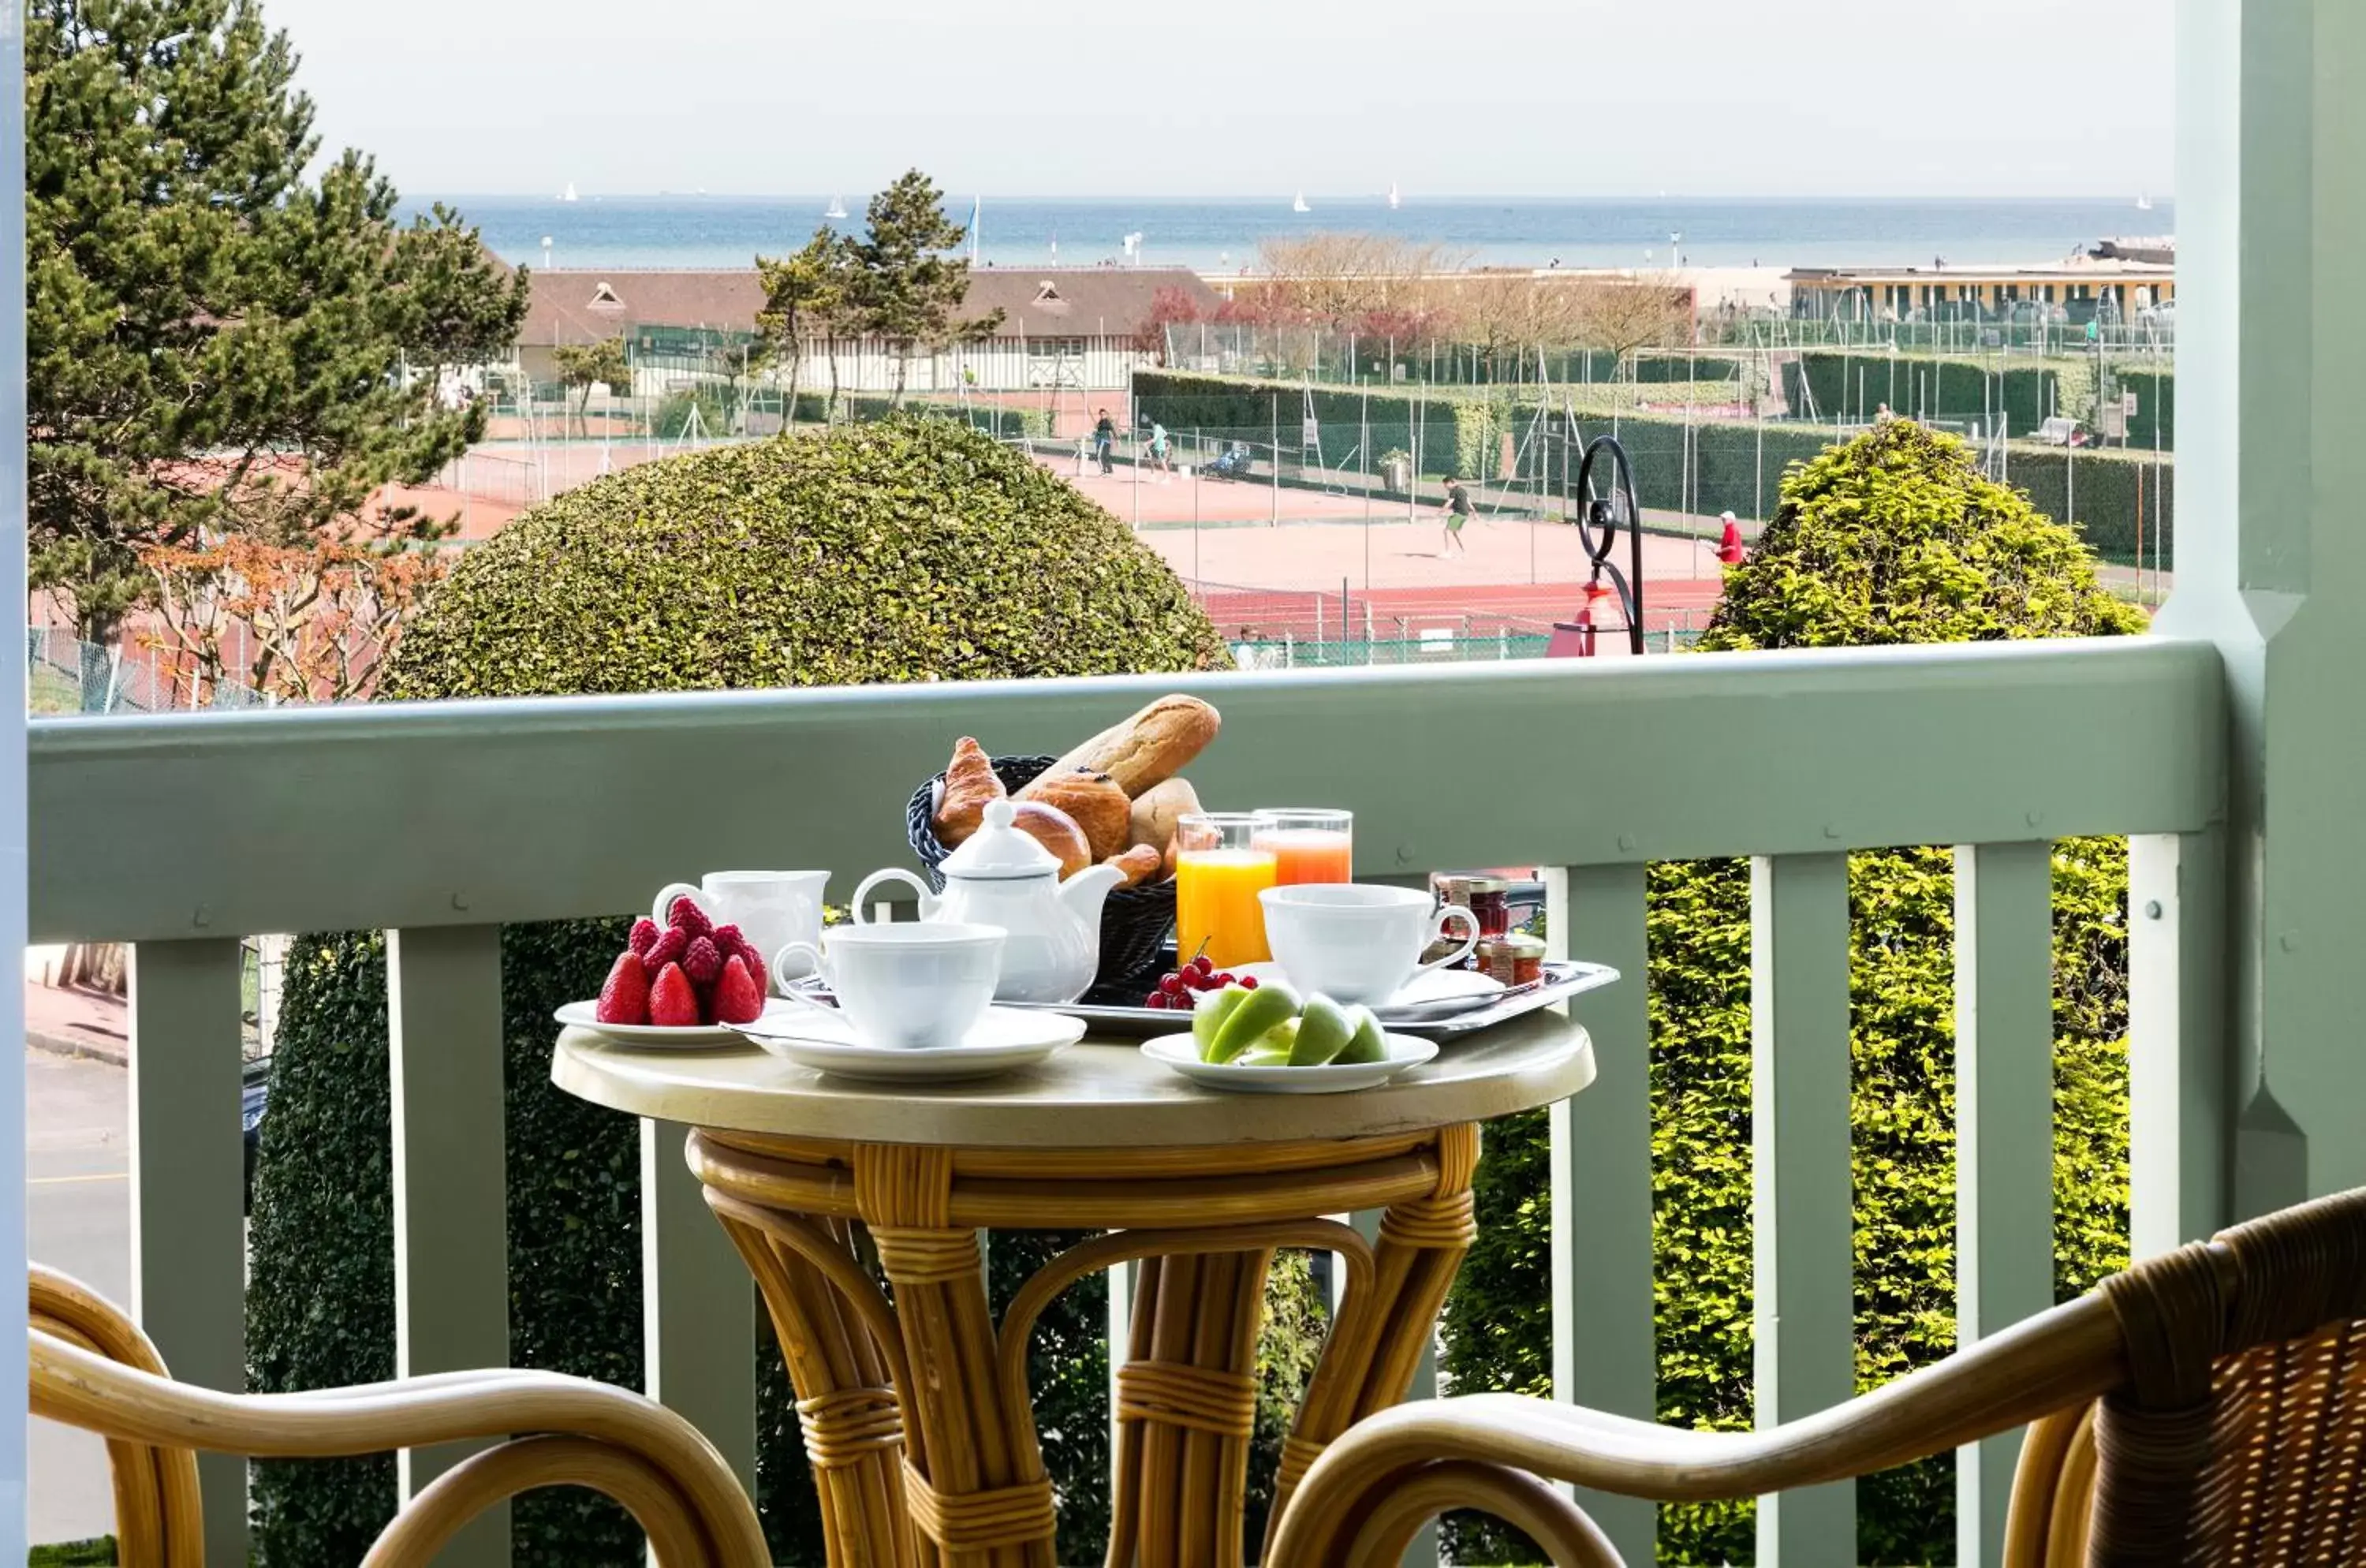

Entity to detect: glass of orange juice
[1174,812,1279,969]
[1252,808,1354,886]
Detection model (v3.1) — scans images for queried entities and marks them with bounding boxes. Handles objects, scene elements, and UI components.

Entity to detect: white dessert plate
[1139,1032,1438,1095]
[555,998,799,1049]
[734,1006,1084,1082]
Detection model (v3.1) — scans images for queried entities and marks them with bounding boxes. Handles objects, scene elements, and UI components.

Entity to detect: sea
[439,195,2173,275]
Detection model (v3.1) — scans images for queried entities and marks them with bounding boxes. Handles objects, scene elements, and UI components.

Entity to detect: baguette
[1106,844,1165,889]
[1126,777,1203,879]
[1028,695,1219,799]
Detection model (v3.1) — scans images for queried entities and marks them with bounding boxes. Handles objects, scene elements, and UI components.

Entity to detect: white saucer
[1230,964,1504,1014]
[1139,1032,1439,1095]
[555,997,800,1049]
[734,1006,1085,1082]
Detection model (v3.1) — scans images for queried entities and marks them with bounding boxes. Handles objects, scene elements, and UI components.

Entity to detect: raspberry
[684,936,724,986]
[711,923,746,954]
[667,895,713,939]
[645,927,689,972]
[628,917,661,958]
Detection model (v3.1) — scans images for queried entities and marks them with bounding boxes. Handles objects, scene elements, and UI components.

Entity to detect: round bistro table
[553,1014,1593,1568]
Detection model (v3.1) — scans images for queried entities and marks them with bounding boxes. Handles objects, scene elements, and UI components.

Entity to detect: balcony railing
[27,637,2230,1566]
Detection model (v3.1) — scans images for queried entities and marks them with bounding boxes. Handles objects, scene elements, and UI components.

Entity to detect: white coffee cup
[653,872,828,991]
[771,923,1005,1050]
[1258,884,1481,1006]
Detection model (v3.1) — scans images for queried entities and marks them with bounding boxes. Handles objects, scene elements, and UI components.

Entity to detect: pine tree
[842,170,1002,402]
[26,0,528,638]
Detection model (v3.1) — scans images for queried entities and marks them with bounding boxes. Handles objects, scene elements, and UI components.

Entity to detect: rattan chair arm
[31,1331,768,1567]
[1272,1291,2122,1562]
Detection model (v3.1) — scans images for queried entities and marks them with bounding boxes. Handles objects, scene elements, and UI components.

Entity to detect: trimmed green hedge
[1782,350,2174,450]
[789,390,1053,439]
[248,420,1230,1566]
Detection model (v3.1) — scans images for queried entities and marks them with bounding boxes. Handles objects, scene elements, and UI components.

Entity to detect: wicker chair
[29,1264,768,1567]
[1270,1187,2366,1566]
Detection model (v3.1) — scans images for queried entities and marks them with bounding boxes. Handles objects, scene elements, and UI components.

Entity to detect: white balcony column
[2164,0,2366,1215]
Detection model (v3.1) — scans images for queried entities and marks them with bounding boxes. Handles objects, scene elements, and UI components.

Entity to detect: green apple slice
[1289,996,1357,1066]
[1192,985,1250,1054]
[1335,1005,1389,1066]
[1236,1042,1295,1067]
[1202,981,1299,1063]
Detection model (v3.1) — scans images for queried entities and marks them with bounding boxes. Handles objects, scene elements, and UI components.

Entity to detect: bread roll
[933,737,1005,846]
[1034,695,1219,799]
[1008,801,1092,879]
[1020,769,1133,859]
[1126,777,1203,878]
[1106,844,1165,889]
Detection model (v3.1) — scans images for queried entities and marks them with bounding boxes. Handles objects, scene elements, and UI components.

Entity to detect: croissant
[933,737,1005,847]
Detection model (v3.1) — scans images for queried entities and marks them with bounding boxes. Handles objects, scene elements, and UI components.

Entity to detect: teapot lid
[940,798,1061,880]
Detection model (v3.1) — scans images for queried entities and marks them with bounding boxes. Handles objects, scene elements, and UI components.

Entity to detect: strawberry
[627,917,661,958]
[648,962,700,1028]
[667,895,713,939]
[684,935,724,986]
[595,950,651,1025]
[711,954,765,1025]
[644,927,689,972]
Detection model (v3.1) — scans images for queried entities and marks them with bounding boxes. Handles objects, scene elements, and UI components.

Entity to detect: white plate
[1139,1031,1439,1095]
[554,997,800,1048]
[734,1006,1085,1082]
[1230,963,1504,1012]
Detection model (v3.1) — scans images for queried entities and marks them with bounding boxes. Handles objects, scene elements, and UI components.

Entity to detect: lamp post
[1546,435,1646,658]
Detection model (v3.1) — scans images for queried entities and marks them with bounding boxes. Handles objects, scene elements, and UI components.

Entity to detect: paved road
[28,1049,129,1545]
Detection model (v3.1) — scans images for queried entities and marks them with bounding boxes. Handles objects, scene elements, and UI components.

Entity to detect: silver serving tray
[786,960,1621,1041]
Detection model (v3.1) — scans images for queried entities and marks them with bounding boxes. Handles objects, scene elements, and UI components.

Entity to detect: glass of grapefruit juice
[1252,808,1355,887]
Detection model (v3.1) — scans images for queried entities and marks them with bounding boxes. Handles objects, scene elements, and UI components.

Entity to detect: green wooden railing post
[1750,853,1855,1564]
[641,1121,756,1493]
[387,924,510,1568]
[1952,842,2057,1568]
[1546,863,1655,1565]
[128,939,248,1568]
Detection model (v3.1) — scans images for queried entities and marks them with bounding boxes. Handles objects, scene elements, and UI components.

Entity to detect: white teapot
[853,800,1123,1005]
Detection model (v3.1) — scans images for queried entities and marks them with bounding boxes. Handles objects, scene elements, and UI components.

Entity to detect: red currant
[1237,976,1260,991]
[1158,974,1185,996]
[1144,992,1170,1009]
[1192,955,1215,976]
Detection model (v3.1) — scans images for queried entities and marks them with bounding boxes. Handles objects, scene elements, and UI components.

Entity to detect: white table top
[552,1013,1592,1148]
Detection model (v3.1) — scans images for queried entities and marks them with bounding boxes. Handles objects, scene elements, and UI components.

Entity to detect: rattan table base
[688,1122,1483,1568]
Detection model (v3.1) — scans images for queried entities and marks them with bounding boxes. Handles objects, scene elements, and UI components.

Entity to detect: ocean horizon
[431,194,2174,275]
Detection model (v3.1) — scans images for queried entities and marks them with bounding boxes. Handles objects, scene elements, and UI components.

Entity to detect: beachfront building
[511,267,1222,398]
[1788,252,2176,327]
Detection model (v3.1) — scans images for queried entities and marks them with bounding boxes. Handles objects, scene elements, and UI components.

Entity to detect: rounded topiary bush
[1444,422,2145,1566]
[384,416,1227,699]
[248,417,1229,1567]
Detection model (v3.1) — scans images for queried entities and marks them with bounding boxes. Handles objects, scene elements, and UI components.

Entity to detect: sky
[261,0,2175,200]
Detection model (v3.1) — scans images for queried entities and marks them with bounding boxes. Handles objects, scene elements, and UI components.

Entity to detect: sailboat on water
[2136,192,2154,211]
[1387,181,1401,210]
[1293,191,1311,214]
[560,181,578,203]
[824,195,849,220]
